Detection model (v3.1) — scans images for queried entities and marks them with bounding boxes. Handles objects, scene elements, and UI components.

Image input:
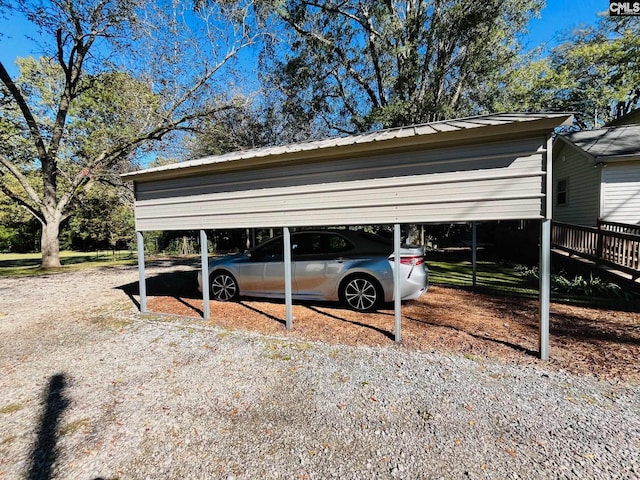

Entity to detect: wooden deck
[551,220,640,282]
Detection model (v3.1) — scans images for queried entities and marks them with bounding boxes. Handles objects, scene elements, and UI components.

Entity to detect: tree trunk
[40,217,62,268]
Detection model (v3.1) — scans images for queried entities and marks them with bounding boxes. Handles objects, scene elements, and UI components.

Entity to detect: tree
[0,0,264,268]
[64,183,135,253]
[498,16,640,128]
[186,102,275,158]
[266,0,543,134]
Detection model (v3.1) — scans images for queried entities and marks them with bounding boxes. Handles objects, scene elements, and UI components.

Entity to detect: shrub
[514,265,630,299]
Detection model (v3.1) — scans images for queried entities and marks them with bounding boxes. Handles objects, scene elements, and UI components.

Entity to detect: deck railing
[552,221,640,278]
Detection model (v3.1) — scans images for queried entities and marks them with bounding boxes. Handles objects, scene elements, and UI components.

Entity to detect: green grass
[0,250,137,276]
[427,258,637,308]
[428,260,538,296]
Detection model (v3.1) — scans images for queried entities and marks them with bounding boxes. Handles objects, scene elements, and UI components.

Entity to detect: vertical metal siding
[134,136,548,231]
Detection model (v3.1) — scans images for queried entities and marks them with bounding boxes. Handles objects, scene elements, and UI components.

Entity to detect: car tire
[340,274,382,312]
[209,271,239,301]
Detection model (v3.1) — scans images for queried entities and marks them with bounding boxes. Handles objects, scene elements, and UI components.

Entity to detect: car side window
[251,237,283,261]
[327,234,352,254]
[292,232,353,258]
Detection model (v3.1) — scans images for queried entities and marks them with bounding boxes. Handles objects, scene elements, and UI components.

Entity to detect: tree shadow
[238,301,286,326]
[117,269,202,316]
[304,305,395,341]
[404,313,539,357]
[28,373,69,480]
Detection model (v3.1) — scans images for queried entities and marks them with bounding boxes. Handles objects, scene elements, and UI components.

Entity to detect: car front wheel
[340,275,381,312]
[210,271,239,301]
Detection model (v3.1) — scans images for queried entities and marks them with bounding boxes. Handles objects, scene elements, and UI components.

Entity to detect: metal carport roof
[123,112,574,360]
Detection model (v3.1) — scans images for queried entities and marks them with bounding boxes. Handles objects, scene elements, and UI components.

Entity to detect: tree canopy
[0,0,266,266]
[266,0,543,133]
[497,16,640,128]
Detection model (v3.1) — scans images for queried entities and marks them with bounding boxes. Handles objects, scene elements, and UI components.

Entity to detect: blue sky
[524,0,609,50]
[0,0,611,78]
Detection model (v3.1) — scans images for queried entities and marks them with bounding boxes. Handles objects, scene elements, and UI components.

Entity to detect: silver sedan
[198,230,428,312]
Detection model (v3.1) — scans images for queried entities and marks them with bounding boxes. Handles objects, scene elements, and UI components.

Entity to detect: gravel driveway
[0,263,638,479]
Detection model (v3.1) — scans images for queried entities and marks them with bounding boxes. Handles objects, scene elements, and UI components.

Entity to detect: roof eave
[598,154,640,164]
[122,113,573,183]
[554,134,598,163]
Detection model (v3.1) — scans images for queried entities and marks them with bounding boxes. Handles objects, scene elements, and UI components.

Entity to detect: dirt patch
[146,284,640,383]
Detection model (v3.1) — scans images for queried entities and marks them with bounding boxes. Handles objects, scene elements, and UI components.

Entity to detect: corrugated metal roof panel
[123,112,572,180]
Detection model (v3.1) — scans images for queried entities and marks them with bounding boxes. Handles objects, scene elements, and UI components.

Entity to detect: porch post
[136,231,147,313]
[394,223,402,343]
[200,230,210,320]
[284,227,293,329]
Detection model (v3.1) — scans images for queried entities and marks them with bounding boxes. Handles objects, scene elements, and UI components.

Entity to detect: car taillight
[399,256,424,266]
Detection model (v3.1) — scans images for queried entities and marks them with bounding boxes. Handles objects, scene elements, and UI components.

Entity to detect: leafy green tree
[266,0,543,133]
[0,189,40,252]
[0,0,264,268]
[498,16,640,128]
[64,184,134,253]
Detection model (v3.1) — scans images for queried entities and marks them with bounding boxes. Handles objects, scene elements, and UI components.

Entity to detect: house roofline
[553,134,597,163]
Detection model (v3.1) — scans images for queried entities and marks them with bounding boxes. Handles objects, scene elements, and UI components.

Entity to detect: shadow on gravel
[28,373,69,480]
[117,268,202,315]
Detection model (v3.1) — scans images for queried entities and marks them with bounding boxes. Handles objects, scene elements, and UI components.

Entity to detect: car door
[237,236,286,296]
[293,232,353,299]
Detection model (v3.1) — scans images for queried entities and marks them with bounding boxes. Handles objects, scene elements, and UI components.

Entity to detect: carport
[122,112,573,360]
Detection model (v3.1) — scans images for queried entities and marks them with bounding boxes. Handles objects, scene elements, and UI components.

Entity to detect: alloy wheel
[210,273,238,301]
[343,277,379,311]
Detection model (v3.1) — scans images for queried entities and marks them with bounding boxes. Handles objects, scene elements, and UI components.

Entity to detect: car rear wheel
[340,275,381,312]
[210,271,238,301]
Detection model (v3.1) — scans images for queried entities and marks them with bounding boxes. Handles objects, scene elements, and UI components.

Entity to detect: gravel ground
[0,263,639,479]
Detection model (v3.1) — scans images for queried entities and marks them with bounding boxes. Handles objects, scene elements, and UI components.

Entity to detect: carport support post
[136,231,147,313]
[200,230,210,320]
[472,221,477,288]
[394,223,402,343]
[540,220,551,360]
[539,133,553,361]
[284,227,293,329]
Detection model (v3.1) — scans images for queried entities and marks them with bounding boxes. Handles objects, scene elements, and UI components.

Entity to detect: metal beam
[394,224,402,343]
[539,134,554,361]
[200,230,210,320]
[284,227,293,329]
[539,220,551,360]
[136,231,147,313]
[472,221,477,288]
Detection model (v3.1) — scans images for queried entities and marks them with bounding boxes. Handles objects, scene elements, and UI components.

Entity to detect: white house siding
[133,136,548,231]
[552,144,601,226]
[602,162,640,225]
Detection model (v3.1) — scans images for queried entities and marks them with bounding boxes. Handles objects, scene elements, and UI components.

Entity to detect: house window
[556,179,568,206]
